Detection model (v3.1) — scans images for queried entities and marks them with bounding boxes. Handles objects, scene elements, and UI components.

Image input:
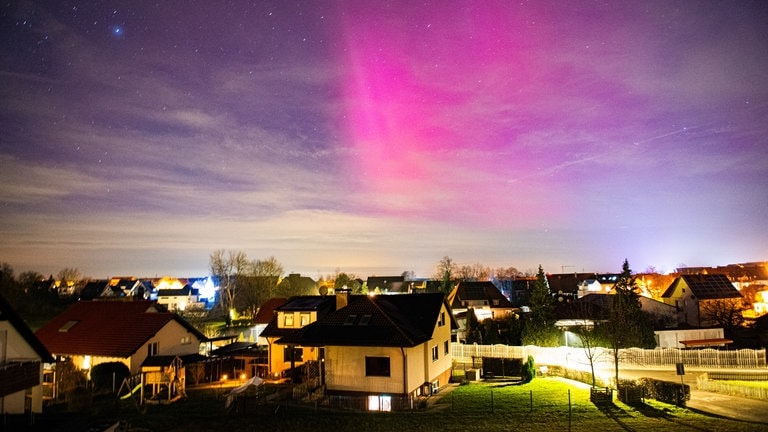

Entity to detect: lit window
[300,313,311,326]
[284,314,294,327]
[368,395,391,412]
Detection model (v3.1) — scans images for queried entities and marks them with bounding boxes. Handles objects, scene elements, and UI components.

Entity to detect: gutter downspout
[400,347,407,396]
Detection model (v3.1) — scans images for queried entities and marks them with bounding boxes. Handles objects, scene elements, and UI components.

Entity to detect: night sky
[1,1,767,279]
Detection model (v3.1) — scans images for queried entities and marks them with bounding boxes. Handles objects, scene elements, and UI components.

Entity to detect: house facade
[661,274,743,328]
[0,294,54,415]
[156,284,201,311]
[259,295,336,378]
[279,292,455,409]
[35,300,205,375]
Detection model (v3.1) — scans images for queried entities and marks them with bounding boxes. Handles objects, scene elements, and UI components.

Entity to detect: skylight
[59,320,79,332]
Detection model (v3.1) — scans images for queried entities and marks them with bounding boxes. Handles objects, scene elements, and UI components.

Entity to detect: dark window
[444,340,450,355]
[344,314,358,325]
[438,312,446,327]
[432,346,439,361]
[365,356,390,377]
[147,342,158,357]
[283,346,304,362]
[359,314,372,326]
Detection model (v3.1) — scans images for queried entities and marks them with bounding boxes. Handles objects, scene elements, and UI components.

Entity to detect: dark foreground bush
[90,362,130,393]
[637,377,690,406]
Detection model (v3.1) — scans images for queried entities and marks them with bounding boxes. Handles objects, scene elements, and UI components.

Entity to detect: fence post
[568,389,571,432]
[491,390,494,413]
[530,390,533,412]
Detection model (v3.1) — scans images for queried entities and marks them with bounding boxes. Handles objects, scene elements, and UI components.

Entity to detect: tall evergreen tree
[604,259,655,387]
[522,265,560,346]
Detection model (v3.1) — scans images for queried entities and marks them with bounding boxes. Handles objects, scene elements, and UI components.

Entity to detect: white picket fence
[451,343,767,370]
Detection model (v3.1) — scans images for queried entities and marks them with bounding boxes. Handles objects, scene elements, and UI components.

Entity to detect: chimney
[336,287,350,310]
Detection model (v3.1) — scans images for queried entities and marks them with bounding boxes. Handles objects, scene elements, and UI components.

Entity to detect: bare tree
[209,249,250,314]
[57,268,83,296]
[699,297,745,333]
[494,266,522,279]
[456,263,491,281]
[238,256,285,313]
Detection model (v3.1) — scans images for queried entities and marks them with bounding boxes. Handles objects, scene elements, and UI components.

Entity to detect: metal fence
[451,343,767,370]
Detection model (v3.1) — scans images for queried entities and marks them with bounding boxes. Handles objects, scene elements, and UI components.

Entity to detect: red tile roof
[252,298,288,325]
[35,300,201,358]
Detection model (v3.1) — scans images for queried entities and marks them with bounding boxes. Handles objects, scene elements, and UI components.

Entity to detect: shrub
[522,355,535,383]
[637,377,690,406]
[90,362,130,393]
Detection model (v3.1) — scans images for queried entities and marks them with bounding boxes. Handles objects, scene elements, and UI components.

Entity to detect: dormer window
[284,314,294,327]
[344,314,358,326]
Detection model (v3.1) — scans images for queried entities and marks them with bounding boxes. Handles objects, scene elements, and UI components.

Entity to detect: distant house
[447,281,516,321]
[36,300,205,375]
[110,278,153,299]
[278,292,455,410]
[366,276,405,293]
[156,284,201,311]
[259,295,337,378]
[78,280,110,300]
[661,274,743,328]
[0,293,54,416]
[496,277,536,306]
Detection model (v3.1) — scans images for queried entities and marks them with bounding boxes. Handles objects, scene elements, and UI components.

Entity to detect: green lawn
[720,380,768,389]
[46,378,766,432]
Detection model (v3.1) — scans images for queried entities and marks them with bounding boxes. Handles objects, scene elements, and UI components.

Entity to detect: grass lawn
[45,378,766,432]
[720,380,768,389]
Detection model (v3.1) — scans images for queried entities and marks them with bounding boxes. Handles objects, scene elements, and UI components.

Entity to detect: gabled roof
[156,285,198,297]
[253,298,288,325]
[35,300,206,358]
[79,280,110,300]
[278,293,451,348]
[447,281,514,309]
[0,293,53,362]
[210,341,267,357]
[662,274,742,300]
[260,296,336,338]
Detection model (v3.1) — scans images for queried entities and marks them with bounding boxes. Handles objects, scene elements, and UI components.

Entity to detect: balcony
[0,360,41,397]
